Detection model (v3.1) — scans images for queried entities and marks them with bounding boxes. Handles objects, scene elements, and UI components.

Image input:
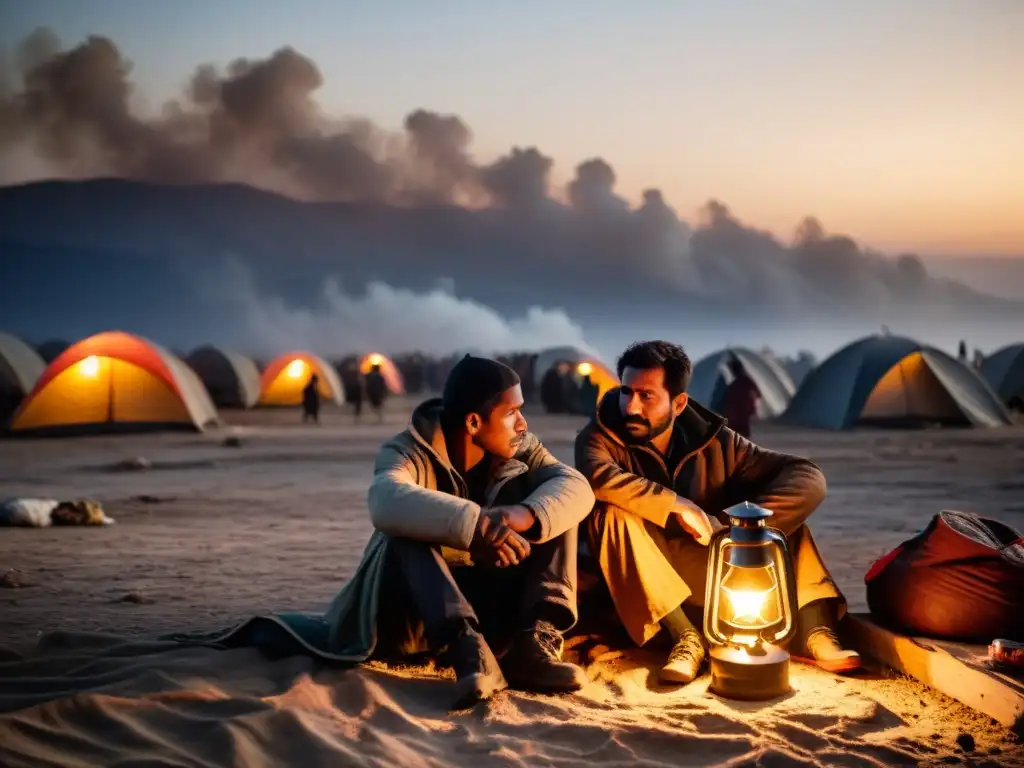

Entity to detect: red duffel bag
[865,509,1024,642]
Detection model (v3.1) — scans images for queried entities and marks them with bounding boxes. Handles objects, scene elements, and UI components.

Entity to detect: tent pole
[106,358,114,423]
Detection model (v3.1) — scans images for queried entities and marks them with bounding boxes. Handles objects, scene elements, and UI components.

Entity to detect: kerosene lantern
[703,502,798,700]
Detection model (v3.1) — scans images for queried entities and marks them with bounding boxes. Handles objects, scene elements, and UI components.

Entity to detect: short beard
[622,414,674,445]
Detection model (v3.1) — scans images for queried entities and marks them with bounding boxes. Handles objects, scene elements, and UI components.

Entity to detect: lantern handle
[764,527,799,646]
[703,528,732,647]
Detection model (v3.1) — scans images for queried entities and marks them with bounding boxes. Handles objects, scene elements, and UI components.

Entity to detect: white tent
[1,332,46,423]
[781,335,1012,429]
[689,347,796,419]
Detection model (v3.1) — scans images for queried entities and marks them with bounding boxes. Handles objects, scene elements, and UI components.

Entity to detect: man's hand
[472,508,532,566]
[486,504,537,534]
[671,497,713,546]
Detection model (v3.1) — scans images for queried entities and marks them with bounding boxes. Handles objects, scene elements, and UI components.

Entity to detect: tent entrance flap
[858,352,967,426]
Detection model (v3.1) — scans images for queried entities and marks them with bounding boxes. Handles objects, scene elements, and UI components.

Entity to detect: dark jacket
[574,389,826,535]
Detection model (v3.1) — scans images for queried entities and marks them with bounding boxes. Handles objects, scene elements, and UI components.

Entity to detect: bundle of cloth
[865,509,1024,642]
[0,498,115,528]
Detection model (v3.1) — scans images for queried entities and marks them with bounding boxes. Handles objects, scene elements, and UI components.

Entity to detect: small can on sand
[988,639,1024,668]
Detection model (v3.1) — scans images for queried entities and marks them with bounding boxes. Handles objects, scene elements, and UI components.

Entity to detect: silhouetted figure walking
[342,362,364,422]
[302,374,321,424]
[365,364,388,422]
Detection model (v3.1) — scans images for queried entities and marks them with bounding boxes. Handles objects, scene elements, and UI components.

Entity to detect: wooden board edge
[842,614,1024,735]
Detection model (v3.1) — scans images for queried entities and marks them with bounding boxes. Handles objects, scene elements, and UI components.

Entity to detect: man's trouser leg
[585,504,701,647]
[586,504,845,648]
[786,524,847,620]
[375,536,480,657]
[454,526,579,652]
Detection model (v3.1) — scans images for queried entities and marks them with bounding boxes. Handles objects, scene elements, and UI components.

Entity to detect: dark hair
[440,355,521,432]
[616,340,692,398]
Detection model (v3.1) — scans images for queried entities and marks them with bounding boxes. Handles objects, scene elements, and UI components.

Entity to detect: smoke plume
[199,259,594,360]
[0,27,1010,319]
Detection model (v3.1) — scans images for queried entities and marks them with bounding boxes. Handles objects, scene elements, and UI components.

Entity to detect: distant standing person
[302,373,321,424]
[540,366,566,413]
[577,373,599,419]
[365,364,388,422]
[720,358,759,438]
[343,363,364,422]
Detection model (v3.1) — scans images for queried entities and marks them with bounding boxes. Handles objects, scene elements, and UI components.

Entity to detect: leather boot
[500,621,587,693]
[801,627,862,673]
[441,622,508,709]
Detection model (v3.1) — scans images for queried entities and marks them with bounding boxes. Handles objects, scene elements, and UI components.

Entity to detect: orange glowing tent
[358,352,405,395]
[258,351,343,406]
[8,331,220,435]
[534,346,619,403]
[574,359,619,401]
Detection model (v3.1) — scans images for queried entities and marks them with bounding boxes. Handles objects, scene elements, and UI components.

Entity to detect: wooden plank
[843,612,1024,735]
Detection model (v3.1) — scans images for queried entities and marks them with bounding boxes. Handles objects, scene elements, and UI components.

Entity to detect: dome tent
[0,332,46,424]
[689,347,796,419]
[533,346,619,404]
[187,345,261,409]
[9,331,220,435]
[980,343,1024,410]
[781,334,1012,430]
[358,352,405,395]
[258,351,343,407]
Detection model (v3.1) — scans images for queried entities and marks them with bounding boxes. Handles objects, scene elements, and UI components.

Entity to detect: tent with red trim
[258,351,343,406]
[8,331,220,435]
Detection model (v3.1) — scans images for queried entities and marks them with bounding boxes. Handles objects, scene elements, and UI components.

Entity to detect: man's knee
[382,535,447,575]
[584,502,632,552]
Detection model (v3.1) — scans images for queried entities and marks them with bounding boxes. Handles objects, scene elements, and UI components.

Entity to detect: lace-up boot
[501,620,587,693]
[659,627,706,684]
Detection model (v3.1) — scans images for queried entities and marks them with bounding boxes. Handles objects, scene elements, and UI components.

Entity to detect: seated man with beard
[574,341,861,684]
[330,355,594,708]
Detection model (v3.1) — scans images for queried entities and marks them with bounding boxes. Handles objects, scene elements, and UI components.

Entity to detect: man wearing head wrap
[325,355,595,709]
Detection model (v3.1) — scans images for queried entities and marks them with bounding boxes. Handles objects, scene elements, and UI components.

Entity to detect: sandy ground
[1,399,1023,766]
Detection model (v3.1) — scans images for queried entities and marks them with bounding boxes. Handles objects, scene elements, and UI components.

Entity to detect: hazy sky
[2,0,1021,256]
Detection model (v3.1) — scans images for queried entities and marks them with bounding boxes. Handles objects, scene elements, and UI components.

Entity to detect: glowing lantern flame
[723,586,771,626]
[577,362,593,377]
[80,356,100,377]
[368,353,384,366]
[286,359,306,378]
[719,561,781,630]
